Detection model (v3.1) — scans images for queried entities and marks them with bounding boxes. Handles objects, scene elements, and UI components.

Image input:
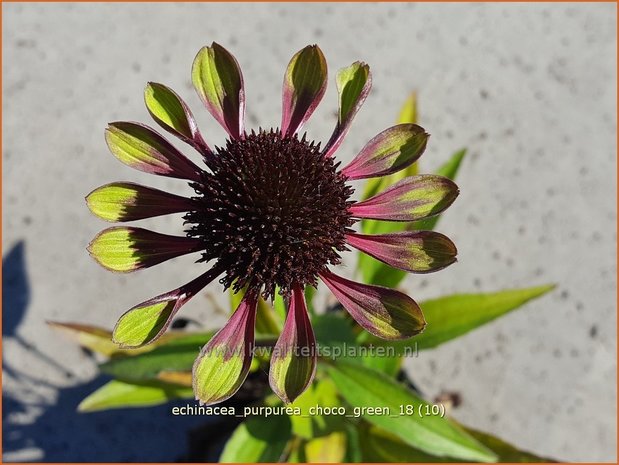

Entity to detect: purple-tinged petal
[191,42,245,140]
[281,45,328,137]
[349,175,459,222]
[341,124,428,180]
[105,122,202,182]
[323,62,372,157]
[193,291,258,405]
[319,271,425,340]
[87,226,202,273]
[269,284,317,404]
[346,231,457,274]
[86,182,196,222]
[113,267,222,348]
[144,82,212,155]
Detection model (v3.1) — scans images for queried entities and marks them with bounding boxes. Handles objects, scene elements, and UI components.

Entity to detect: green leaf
[398,91,418,125]
[290,379,343,439]
[48,322,131,357]
[465,426,556,462]
[359,422,556,463]
[78,379,193,412]
[359,352,402,377]
[389,285,555,351]
[304,285,316,315]
[327,361,497,462]
[304,431,347,462]
[360,423,449,462]
[220,414,292,463]
[344,422,363,463]
[100,332,213,380]
[256,297,283,335]
[360,285,555,351]
[48,322,207,358]
[273,290,287,322]
[313,313,356,349]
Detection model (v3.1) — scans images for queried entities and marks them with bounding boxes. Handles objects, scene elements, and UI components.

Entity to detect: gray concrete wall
[3,2,616,462]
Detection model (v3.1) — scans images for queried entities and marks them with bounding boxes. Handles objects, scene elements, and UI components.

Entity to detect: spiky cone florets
[185,129,355,299]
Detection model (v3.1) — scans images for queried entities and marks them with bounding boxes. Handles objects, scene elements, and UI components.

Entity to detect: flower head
[87,43,459,405]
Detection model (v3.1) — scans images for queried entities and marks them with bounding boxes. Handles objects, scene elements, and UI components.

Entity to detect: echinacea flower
[87,43,459,405]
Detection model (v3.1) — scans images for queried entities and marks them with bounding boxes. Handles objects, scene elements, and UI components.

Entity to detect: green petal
[112,269,221,348]
[86,182,195,222]
[105,122,202,181]
[191,42,245,139]
[281,44,328,137]
[192,292,258,405]
[269,285,316,404]
[144,82,210,152]
[341,124,428,180]
[87,226,201,272]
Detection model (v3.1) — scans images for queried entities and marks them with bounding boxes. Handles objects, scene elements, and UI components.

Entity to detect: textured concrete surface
[3,2,616,462]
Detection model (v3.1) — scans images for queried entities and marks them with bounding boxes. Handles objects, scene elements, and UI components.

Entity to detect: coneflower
[86,43,459,405]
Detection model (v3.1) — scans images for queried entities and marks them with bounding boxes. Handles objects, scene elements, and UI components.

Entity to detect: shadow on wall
[1,242,211,462]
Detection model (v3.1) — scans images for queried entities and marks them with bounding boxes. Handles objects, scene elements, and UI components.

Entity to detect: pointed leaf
[256,297,283,335]
[305,431,347,462]
[102,332,215,379]
[105,122,201,181]
[347,231,457,274]
[78,379,193,412]
[193,292,257,405]
[86,182,195,222]
[327,361,497,462]
[48,322,125,357]
[413,285,556,350]
[220,413,292,463]
[360,424,449,462]
[398,91,418,125]
[361,423,555,463]
[281,45,327,136]
[463,425,556,462]
[48,322,204,357]
[350,175,459,222]
[362,285,555,351]
[323,62,371,157]
[192,42,245,139]
[144,82,210,152]
[87,226,202,273]
[270,285,316,404]
[290,379,343,439]
[319,271,425,340]
[342,124,428,180]
[112,269,220,347]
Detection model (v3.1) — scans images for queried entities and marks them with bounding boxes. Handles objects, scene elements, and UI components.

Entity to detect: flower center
[186,129,354,299]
